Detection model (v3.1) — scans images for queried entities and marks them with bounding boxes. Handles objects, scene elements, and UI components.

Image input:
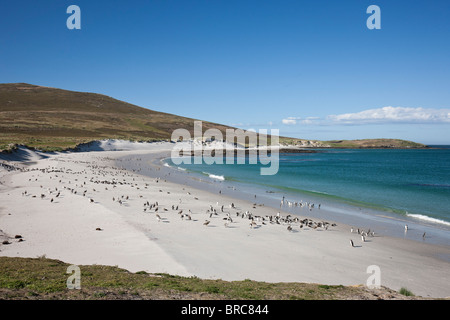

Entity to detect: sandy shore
[0,142,449,298]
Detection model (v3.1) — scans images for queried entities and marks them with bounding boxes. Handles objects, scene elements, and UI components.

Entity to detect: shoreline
[132,151,450,248]
[115,147,450,296]
[1,143,449,298]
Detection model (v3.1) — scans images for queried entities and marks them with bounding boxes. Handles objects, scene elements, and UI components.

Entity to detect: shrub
[399,287,414,296]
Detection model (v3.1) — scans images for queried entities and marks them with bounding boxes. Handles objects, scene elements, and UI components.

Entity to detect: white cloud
[328,106,450,124]
[281,116,320,125]
[281,117,299,125]
[281,106,450,128]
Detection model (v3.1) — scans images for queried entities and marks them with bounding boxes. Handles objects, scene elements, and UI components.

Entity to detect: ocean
[165,147,450,229]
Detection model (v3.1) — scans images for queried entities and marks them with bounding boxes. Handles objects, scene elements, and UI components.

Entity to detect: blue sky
[1,0,449,144]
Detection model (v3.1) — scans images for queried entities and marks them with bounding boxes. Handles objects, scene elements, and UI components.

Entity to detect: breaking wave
[406,213,450,226]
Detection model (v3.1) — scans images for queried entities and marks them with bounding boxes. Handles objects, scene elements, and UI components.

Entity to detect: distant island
[0,83,428,152]
[279,138,428,149]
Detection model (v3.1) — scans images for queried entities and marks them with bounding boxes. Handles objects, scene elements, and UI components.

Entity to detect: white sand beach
[1,141,449,298]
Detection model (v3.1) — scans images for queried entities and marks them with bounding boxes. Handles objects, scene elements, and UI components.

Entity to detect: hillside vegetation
[0,83,232,151]
[0,83,427,151]
[0,256,424,300]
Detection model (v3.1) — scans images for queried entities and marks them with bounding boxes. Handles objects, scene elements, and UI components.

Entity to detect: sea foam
[406,213,450,226]
[202,172,225,181]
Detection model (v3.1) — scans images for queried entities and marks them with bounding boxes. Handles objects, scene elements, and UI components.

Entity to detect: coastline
[116,145,450,296]
[136,150,450,247]
[1,142,449,298]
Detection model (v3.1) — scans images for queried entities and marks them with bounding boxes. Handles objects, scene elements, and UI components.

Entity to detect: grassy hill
[0,83,234,151]
[0,83,428,151]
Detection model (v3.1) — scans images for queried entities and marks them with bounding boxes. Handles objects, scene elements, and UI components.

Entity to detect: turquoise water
[167,147,450,226]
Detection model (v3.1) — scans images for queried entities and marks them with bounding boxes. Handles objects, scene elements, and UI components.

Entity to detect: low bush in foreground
[399,287,414,297]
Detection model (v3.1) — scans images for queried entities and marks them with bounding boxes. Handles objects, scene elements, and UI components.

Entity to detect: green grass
[399,287,414,297]
[0,256,398,300]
